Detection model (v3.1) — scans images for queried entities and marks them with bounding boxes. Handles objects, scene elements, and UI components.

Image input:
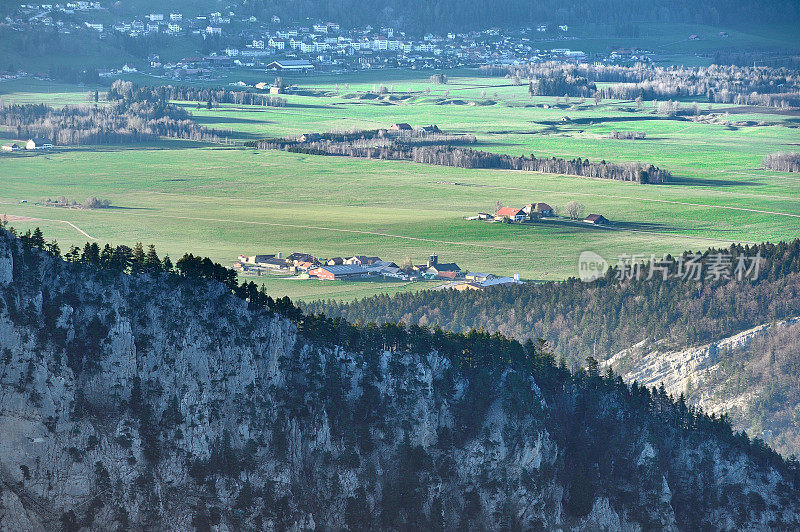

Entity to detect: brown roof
[584,214,607,222]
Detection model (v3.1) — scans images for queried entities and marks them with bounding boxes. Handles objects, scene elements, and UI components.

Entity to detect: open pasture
[1,73,799,301]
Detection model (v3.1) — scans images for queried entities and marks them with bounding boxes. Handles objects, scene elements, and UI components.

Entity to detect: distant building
[495,207,526,222]
[1,143,20,152]
[389,123,412,131]
[425,254,461,277]
[583,214,609,225]
[309,265,368,280]
[344,255,381,266]
[26,138,52,150]
[532,202,554,216]
[265,59,314,71]
[465,272,494,283]
[288,252,316,264]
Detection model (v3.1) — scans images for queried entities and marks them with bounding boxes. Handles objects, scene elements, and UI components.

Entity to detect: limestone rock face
[1,230,799,531]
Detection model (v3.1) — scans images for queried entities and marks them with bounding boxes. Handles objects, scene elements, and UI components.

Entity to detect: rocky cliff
[607,317,800,458]
[1,230,799,531]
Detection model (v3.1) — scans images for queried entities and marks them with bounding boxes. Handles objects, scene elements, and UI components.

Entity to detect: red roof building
[495,207,526,222]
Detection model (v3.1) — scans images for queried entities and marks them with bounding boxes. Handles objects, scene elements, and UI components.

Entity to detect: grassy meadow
[1,72,799,301]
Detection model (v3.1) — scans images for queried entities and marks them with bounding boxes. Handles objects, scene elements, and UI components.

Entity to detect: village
[233,252,523,291]
[2,3,661,82]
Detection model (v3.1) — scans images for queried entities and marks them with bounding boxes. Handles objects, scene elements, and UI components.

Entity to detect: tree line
[763,152,800,172]
[0,101,224,146]
[251,138,671,183]
[4,222,800,499]
[485,62,800,109]
[107,80,287,107]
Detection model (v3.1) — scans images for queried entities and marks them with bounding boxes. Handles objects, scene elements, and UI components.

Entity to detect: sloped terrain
[0,230,799,530]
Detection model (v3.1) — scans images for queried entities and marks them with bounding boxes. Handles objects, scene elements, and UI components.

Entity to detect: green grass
[1,73,799,301]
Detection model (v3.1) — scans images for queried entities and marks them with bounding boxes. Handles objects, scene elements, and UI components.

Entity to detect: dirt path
[1,213,98,240]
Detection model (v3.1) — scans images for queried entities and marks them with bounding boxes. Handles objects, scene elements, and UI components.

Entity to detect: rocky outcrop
[0,230,799,530]
[606,317,800,456]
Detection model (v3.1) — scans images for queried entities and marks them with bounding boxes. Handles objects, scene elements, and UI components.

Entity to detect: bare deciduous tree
[565,201,586,219]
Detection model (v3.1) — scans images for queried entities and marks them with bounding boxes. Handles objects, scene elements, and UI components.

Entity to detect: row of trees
[486,62,800,108]
[107,80,287,107]
[607,131,647,139]
[763,152,800,172]
[0,100,225,146]
[256,138,671,183]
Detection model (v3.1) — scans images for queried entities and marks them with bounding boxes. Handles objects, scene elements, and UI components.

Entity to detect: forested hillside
[1,227,799,529]
[305,241,800,363]
[237,0,800,32]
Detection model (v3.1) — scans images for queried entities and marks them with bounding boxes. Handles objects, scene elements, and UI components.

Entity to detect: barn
[309,265,368,280]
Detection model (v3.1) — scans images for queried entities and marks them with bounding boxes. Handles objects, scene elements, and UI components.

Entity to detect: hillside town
[233,252,523,290]
[3,3,661,81]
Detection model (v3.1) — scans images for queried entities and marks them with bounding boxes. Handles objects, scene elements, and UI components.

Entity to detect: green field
[1,73,799,301]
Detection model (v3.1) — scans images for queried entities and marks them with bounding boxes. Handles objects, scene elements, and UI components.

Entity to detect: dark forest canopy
[236,0,800,33]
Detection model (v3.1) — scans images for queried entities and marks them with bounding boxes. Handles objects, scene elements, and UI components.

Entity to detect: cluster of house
[232,252,520,287]
[7,5,608,77]
[468,202,555,223]
[1,138,53,152]
[468,202,609,225]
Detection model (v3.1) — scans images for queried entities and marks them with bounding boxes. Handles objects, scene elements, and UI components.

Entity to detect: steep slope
[1,230,799,530]
[606,317,800,457]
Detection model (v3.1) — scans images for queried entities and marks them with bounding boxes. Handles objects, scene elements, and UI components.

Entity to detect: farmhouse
[465,272,493,283]
[495,207,526,222]
[266,59,314,71]
[1,143,20,152]
[583,214,609,225]
[309,265,368,280]
[425,254,461,277]
[327,257,344,265]
[421,125,441,133]
[389,123,412,131]
[533,202,554,216]
[256,257,289,269]
[345,255,382,266]
[26,138,52,150]
[288,252,316,264]
[242,254,277,264]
